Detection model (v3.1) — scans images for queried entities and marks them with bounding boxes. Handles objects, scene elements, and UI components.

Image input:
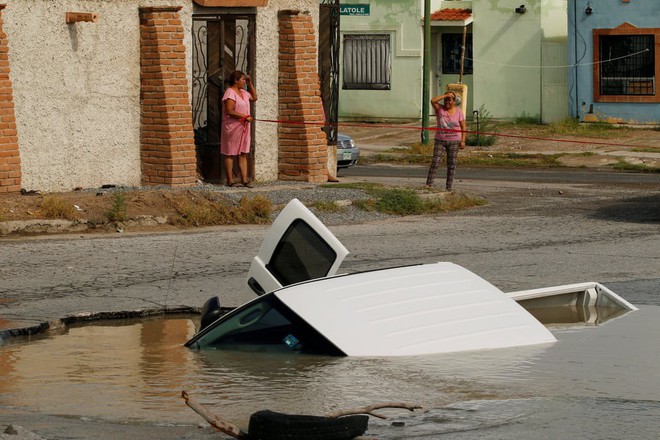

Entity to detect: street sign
[340,4,370,16]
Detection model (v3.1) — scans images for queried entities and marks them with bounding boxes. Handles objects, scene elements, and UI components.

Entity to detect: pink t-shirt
[221,88,252,155]
[435,107,464,142]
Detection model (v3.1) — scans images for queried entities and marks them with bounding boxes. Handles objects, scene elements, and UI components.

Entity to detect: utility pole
[421,0,431,144]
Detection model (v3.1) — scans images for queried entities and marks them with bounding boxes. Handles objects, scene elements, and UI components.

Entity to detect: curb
[0,307,200,342]
[0,216,171,237]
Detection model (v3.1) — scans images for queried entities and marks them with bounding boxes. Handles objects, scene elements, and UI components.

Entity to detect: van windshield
[186,293,345,356]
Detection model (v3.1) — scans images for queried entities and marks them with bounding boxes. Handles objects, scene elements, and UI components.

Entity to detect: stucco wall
[338,0,423,121]
[254,0,319,181]
[465,0,569,122]
[5,1,192,192]
[471,0,544,120]
[5,0,321,191]
[568,0,659,124]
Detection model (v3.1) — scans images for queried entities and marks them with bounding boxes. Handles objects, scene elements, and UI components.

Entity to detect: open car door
[245,199,349,296]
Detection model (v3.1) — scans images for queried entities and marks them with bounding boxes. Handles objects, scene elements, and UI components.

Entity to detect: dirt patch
[347,122,658,151]
[0,187,275,236]
[0,189,180,224]
[343,123,660,168]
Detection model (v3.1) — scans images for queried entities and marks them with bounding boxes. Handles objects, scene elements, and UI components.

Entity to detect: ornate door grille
[319,0,340,143]
[192,15,255,182]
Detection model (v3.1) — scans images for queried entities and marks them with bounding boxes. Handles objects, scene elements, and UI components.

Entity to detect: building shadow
[590,194,660,224]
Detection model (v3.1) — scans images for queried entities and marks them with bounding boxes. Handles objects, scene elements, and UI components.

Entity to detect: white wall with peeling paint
[4,0,320,191]
[4,1,193,192]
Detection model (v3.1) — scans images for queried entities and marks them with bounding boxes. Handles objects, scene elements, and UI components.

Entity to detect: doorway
[319,0,340,145]
[192,14,256,183]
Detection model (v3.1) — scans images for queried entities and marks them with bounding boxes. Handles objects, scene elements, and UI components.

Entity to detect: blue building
[568,0,659,125]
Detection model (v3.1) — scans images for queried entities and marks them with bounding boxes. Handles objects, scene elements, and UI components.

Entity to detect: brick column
[139,6,196,187]
[278,11,327,183]
[0,5,21,193]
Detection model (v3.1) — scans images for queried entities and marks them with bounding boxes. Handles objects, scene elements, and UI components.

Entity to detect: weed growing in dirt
[467,105,498,147]
[374,188,423,215]
[311,200,345,212]
[366,143,431,164]
[492,117,635,139]
[466,134,497,147]
[171,192,272,226]
[172,197,216,225]
[234,195,273,223]
[105,191,127,222]
[340,183,485,215]
[612,161,660,173]
[551,118,625,136]
[41,196,78,220]
[405,142,434,161]
[320,182,383,192]
[461,152,564,167]
[514,112,541,124]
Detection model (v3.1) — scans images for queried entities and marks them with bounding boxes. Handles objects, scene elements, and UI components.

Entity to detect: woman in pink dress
[425,91,466,191]
[221,70,258,187]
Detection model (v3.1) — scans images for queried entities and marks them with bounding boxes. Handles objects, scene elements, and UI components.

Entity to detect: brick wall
[278,10,327,183]
[139,6,196,187]
[0,5,21,193]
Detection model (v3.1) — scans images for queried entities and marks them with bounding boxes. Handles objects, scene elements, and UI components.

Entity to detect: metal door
[246,199,349,297]
[192,14,256,183]
[319,0,340,144]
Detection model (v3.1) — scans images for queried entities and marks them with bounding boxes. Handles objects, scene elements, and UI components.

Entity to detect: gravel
[204,180,397,225]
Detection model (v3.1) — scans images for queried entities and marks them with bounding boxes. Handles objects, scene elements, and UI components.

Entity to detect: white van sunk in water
[185,199,637,356]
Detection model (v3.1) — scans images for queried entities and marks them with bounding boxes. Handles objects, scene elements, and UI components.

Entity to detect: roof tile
[430,8,472,21]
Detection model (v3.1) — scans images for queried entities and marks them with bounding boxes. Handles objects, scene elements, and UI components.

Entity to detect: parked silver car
[336,133,360,169]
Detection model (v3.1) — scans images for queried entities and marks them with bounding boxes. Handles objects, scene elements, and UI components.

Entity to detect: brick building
[0,0,331,193]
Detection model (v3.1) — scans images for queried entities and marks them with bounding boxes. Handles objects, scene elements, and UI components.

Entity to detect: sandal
[242,181,254,188]
[228,182,241,188]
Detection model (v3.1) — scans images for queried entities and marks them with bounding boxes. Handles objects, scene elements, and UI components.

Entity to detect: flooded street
[1,301,659,439]
[1,175,658,438]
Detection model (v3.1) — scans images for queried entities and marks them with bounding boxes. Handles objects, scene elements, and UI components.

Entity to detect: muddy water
[1,307,659,439]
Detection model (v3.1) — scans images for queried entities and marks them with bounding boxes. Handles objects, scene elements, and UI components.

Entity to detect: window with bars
[593,27,659,103]
[599,35,654,95]
[342,34,391,90]
[442,33,473,75]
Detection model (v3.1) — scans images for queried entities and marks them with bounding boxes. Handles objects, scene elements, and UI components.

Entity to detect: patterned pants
[426,139,460,190]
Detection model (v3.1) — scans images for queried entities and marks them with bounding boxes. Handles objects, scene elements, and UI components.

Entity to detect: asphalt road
[1,166,658,338]
[0,166,659,440]
[342,163,660,187]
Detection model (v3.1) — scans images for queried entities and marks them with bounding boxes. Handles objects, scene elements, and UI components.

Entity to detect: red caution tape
[254,118,645,149]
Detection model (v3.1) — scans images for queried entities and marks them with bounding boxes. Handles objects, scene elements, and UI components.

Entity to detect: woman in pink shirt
[222,70,258,187]
[426,91,466,191]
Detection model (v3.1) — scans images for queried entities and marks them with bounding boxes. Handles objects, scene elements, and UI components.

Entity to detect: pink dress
[221,87,252,156]
[434,107,464,142]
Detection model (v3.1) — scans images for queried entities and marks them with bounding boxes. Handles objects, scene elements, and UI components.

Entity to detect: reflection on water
[527,304,630,327]
[1,308,659,438]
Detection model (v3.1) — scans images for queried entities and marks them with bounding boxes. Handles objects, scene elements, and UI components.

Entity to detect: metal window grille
[342,34,391,90]
[442,33,473,75]
[600,34,655,95]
